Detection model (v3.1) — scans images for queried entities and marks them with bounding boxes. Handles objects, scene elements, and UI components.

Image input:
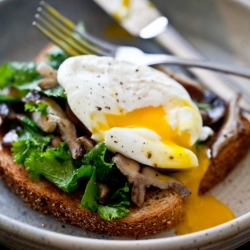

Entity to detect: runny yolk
[104,105,191,148]
[99,105,235,233]
[172,146,235,235]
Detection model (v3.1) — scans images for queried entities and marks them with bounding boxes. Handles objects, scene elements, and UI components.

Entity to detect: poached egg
[58,55,212,170]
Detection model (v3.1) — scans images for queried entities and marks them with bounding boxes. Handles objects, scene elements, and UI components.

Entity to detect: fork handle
[147,54,250,78]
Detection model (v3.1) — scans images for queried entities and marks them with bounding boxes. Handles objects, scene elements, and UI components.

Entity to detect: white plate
[1,0,250,249]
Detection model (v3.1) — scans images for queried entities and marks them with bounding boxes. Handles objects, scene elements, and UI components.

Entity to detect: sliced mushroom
[31,96,84,159]
[113,153,191,207]
[97,182,110,204]
[32,111,57,133]
[36,63,58,89]
[211,94,243,158]
[76,136,95,152]
[51,135,62,147]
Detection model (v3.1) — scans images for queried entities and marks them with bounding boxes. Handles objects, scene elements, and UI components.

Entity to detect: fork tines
[33,1,114,57]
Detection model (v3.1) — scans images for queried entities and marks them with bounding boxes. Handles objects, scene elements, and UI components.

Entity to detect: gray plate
[0,0,250,249]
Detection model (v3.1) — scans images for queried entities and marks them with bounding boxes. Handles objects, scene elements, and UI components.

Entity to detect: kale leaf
[80,143,131,219]
[81,169,99,212]
[11,116,53,164]
[97,183,131,220]
[82,142,114,182]
[0,62,40,90]
[42,85,66,99]
[24,101,48,116]
[0,94,21,102]
[24,143,79,192]
[46,47,69,69]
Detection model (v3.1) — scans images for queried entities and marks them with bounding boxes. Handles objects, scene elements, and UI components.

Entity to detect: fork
[33,1,250,79]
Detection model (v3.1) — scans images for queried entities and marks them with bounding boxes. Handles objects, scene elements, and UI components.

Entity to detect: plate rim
[1,211,250,249]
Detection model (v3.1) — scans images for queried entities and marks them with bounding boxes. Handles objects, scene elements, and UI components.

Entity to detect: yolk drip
[172,146,235,235]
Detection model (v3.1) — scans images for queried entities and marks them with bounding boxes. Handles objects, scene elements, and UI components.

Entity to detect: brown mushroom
[31,96,84,159]
[97,182,110,204]
[113,153,191,207]
[76,136,95,152]
[36,63,58,89]
[211,93,243,158]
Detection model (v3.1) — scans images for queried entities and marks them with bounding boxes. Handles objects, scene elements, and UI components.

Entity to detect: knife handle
[154,24,250,110]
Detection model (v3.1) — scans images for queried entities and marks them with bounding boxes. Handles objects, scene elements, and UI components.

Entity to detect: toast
[0,133,183,237]
[0,45,250,238]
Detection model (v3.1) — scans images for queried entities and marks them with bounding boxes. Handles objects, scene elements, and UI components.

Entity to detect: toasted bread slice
[0,132,184,237]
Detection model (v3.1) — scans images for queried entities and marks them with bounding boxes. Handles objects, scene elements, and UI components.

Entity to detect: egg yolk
[100,105,192,148]
[96,105,234,233]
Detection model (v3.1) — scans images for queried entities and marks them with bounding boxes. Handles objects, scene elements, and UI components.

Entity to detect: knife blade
[92,0,250,110]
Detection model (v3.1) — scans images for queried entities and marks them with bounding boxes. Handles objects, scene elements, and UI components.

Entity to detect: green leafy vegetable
[82,142,114,182]
[0,94,21,102]
[0,62,40,90]
[80,171,131,219]
[42,85,66,99]
[14,79,41,92]
[109,182,130,202]
[193,100,211,110]
[81,169,99,212]
[80,143,131,219]
[0,63,15,89]
[46,47,69,69]
[76,164,94,179]
[97,183,131,220]
[24,143,78,192]
[11,116,53,164]
[25,101,48,116]
[98,204,130,220]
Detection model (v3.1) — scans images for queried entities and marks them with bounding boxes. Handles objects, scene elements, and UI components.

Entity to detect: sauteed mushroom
[113,153,190,207]
[211,94,244,158]
[36,63,58,89]
[30,96,84,159]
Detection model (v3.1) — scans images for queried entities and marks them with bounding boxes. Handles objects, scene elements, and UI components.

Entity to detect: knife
[92,0,250,109]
